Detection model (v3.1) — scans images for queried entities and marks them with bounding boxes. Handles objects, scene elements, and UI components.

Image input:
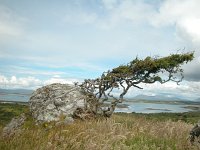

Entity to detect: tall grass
[0,112,199,150]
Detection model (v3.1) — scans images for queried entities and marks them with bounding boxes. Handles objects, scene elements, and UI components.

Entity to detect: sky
[0,0,200,100]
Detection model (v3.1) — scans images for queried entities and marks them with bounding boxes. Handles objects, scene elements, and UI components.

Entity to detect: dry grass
[0,113,199,150]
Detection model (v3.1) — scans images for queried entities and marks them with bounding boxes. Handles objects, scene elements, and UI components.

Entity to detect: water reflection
[115,102,197,113]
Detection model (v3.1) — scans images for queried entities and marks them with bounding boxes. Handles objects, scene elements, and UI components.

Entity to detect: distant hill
[131,94,187,101]
[0,89,33,95]
[195,98,200,101]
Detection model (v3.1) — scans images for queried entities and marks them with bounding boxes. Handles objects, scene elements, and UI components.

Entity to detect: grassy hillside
[0,103,199,150]
[0,103,28,127]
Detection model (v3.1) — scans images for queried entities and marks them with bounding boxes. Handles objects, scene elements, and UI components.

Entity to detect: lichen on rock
[2,113,26,138]
[29,83,85,123]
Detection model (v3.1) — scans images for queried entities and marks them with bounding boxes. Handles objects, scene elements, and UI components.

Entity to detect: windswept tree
[74,52,194,119]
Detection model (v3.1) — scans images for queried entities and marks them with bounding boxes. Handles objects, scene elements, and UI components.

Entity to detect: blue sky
[0,0,200,100]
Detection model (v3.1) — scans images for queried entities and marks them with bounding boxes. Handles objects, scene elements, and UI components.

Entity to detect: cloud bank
[0,74,199,100]
[0,75,81,89]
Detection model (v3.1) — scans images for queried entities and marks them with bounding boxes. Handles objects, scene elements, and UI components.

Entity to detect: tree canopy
[75,52,194,119]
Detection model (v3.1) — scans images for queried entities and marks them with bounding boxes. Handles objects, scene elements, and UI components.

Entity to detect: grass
[0,103,200,150]
[0,103,28,127]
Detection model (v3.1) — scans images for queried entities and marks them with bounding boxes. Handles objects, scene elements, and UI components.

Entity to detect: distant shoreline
[1,99,199,114]
[146,108,171,111]
[125,99,200,105]
[0,100,28,105]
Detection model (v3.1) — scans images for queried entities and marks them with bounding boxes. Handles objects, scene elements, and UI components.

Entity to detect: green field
[0,103,200,150]
[0,103,28,126]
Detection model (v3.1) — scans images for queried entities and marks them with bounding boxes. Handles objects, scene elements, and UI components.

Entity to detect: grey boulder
[29,83,85,122]
[2,113,26,138]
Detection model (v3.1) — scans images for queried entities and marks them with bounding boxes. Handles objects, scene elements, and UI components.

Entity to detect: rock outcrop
[29,83,85,122]
[2,113,26,138]
[189,121,200,144]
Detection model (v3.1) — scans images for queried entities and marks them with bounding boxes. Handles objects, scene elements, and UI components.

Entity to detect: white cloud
[53,75,61,78]
[0,75,9,85]
[0,75,42,89]
[0,74,82,89]
[126,81,200,100]
[151,0,200,46]
[177,18,200,43]
[44,77,81,85]
[101,0,200,46]
[99,0,200,49]
[0,73,199,100]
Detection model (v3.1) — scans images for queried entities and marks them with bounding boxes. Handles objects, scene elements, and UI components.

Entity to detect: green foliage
[108,52,194,81]
[125,134,177,150]
[0,103,28,126]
